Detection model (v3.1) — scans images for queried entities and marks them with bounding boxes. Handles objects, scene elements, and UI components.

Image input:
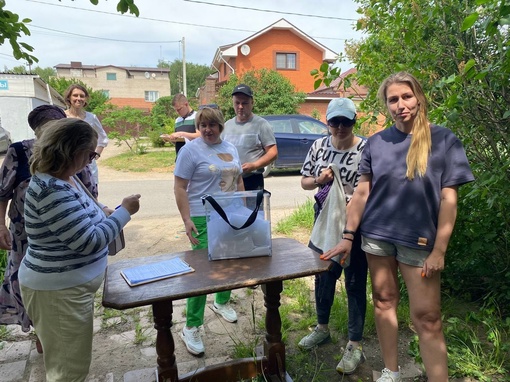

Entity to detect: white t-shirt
[174,138,243,216]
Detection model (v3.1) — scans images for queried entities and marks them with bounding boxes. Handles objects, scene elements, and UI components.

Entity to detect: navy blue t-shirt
[359,124,474,250]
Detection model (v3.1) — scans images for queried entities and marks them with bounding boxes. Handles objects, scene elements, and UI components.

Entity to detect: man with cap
[0,105,97,353]
[298,98,369,375]
[221,84,277,191]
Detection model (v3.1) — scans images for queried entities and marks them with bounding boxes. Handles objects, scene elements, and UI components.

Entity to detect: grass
[102,147,175,173]
[274,198,314,235]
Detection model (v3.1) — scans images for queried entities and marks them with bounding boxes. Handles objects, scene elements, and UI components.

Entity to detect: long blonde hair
[378,72,431,180]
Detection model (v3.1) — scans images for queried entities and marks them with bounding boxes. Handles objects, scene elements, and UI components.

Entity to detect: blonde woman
[323,72,474,382]
[19,119,140,381]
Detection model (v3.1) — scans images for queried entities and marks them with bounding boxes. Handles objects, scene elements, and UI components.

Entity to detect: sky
[0,0,364,73]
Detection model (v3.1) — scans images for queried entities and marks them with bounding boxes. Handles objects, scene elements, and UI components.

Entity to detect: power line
[183,0,358,21]
[26,0,254,33]
[25,0,349,40]
[30,25,181,44]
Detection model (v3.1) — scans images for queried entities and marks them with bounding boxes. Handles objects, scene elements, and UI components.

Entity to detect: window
[106,73,117,81]
[276,53,297,70]
[70,69,82,77]
[145,91,159,102]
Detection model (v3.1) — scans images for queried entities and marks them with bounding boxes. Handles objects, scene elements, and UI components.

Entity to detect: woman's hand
[121,194,141,215]
[0,225,11,250]
[317,167,334,185]
[421,249,445,278]
[184,218,199,245]
[321,239,352,261]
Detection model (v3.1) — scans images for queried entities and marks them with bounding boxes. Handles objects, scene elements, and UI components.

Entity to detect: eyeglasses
[89,151,100,162]
[328,118,356,129]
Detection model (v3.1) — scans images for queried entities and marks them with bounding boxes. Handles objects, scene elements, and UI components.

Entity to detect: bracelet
[342,236,354,242]
[343,229,356,235]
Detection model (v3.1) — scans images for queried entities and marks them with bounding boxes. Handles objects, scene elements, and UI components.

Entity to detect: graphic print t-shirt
[301,136,366,202]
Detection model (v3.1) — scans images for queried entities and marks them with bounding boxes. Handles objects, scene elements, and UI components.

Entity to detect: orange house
[200,18,343,120]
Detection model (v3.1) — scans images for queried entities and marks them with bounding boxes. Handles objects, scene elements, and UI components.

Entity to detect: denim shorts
[361,236,430,267]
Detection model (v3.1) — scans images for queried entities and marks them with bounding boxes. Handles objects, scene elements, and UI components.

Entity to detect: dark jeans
[315,229,368,341]
[242,173,264,191]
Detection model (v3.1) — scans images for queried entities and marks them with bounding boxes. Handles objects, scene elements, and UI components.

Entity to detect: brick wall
[234,30,324,93]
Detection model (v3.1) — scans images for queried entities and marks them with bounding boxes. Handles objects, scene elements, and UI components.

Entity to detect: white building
[0,74,65,142]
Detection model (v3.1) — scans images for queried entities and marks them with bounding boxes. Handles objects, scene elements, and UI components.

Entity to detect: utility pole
[182,37,187,97]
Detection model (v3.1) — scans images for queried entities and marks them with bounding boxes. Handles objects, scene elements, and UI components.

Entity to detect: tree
[100,106,151,153]
[327,0,510,313]
[158,59,213,97]
[0,0,139,65]
[33,66,56,83]
[215,69,307,120]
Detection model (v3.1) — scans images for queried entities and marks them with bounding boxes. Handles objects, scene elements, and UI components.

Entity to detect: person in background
[19,118,140,382]
[221,84,277,191]
[174,107,244,356]
[322,72,474,382]
[160,93,199,157]
[298,98,368,375]
[0,105,97,354]
[64,84,109,186]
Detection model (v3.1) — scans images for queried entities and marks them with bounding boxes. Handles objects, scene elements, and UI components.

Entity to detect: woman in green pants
[174,107,244,356]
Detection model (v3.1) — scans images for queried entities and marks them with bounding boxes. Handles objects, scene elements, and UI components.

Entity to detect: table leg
[262,280,286,380]
[153,301,178,381]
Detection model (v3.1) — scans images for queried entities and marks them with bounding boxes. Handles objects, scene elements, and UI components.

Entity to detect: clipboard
[120,257,194,287]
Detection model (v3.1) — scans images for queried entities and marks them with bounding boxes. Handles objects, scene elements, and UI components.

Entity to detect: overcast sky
[1,0,364,73]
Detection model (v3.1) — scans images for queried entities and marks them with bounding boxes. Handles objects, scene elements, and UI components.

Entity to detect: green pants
[186,216,231,327]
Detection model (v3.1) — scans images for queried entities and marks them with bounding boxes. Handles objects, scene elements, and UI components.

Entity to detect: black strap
[202,190,267,230]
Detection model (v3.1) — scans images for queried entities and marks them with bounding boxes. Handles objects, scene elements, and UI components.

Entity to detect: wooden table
[102,238,331,382]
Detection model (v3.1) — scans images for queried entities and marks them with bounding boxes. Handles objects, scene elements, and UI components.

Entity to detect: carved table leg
[262,280,286,380]
[153,301,178,381]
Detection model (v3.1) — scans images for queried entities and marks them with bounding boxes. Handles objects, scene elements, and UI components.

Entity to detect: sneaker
[298,326,331,350]
[336,343,366,374]
[376,368,402,382]
[180,326,205,356]
[212,302,238,323]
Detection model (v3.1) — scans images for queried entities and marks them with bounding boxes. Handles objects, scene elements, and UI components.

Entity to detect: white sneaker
[298,326,331,350]
[180,326,205,356]
[336,343,366,374]
[376,367,402,382]
[212,302,238,323]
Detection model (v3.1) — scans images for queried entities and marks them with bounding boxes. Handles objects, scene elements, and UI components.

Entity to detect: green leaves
[115,0,139,16]
[216,69,306,119]
[462,12,479,31]
[0,1,140,64]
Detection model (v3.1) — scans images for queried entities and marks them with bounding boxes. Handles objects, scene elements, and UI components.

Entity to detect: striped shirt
[19,173,131,290]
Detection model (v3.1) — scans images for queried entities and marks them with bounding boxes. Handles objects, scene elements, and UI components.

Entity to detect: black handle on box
[202,190,268,230]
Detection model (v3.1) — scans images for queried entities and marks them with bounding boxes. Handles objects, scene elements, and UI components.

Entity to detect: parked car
[262,114,328,177]
[0,119,12,154]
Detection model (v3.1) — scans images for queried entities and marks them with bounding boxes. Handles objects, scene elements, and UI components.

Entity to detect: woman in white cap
[298,98,368,375]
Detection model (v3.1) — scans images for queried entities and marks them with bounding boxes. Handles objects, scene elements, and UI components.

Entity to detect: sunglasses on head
[89,151,100,161]
[328,117,356,128]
